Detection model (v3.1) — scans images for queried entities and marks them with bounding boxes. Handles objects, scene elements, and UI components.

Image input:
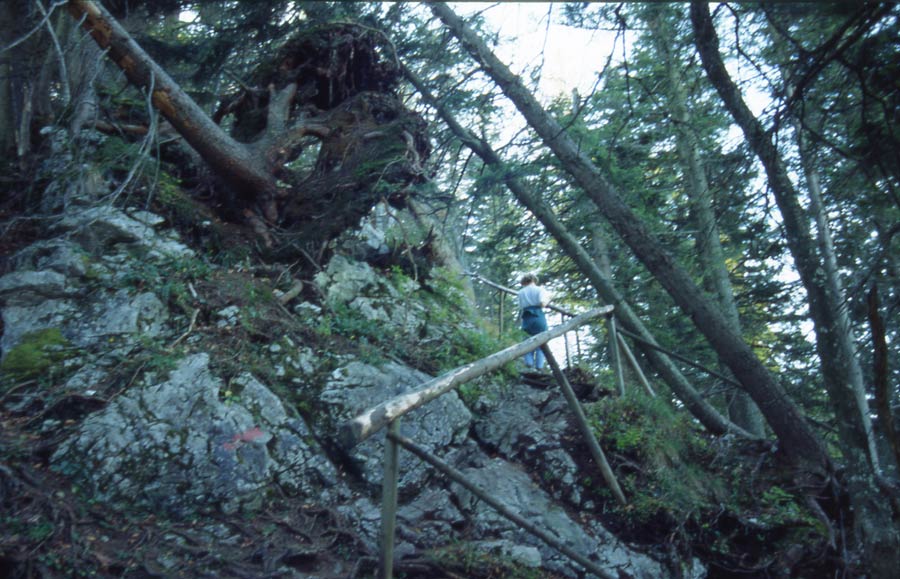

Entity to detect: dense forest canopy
[1,1,899,578]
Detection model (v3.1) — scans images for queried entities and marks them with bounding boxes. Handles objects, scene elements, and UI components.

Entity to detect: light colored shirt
[518,284,551,310]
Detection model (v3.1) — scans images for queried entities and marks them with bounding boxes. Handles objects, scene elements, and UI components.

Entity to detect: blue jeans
[524,347,545,369]
[521,306,548,369]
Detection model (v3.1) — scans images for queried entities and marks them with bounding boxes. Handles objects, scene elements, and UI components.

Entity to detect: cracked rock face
[0,205,193,359]
[54,205,195,259]
[452,459,669,579]
[319,360,472,494]
[473,383,584,504]
[52,353,341,517]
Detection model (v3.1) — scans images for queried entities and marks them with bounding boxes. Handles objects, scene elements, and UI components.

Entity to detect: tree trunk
[0,0,14,157]
[690,3,900,575]
[645,4,766,437]
[798,127,880,470]
[66,0,274,198]
[1,0,38,162]
[868,285,900,472]
[429,2,827,474]
[405,64,753,439]
[64,13,105,137]
[0,56,13,157]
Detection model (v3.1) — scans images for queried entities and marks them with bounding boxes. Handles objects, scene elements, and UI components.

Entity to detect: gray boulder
[0,299,77,359]
[72,289,167,346]
[8,239,87,278]
[0,208,180,357]
[54,205,194,258]
[452,458,670,579]
[0,270,71,306]
[319,360,472,493]
[1,286,166,359]
[314,255,425,334]
[52,353,340,517]
[474,383,584,504]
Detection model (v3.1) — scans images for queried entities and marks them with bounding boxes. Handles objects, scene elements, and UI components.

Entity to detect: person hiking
[517,273,551,370]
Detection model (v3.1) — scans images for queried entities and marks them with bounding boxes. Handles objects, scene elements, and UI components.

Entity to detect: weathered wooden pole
[576,324,583,359]
[498,289,505,337]
[379,419,402,579]
[562,312,572,367]
[541,345,627,506]
[617,333,656,398]
[387,431,618,579]
[606,314,626,396]
[340,306,612,448]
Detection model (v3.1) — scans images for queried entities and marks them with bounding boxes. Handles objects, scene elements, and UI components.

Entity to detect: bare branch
[0,0,67,54]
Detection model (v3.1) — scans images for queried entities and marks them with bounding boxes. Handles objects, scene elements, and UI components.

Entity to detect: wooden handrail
[338,306,613,448]
[465,271,582,318]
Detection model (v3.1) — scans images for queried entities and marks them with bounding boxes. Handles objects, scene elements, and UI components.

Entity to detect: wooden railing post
[616,332,656,398]
[541,345,627,506]
[606,314,626,396]
[576,323,582,359]
[498,289,505,337]
[380,419,401,579]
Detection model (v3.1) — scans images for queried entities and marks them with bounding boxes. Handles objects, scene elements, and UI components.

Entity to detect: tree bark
[0,54,13,158]
[429,2,827,474]
[1,0,40,162]
[0,0,14,157]
[404,64,752,439]
[797,126,879,470]
[690,3,900,575]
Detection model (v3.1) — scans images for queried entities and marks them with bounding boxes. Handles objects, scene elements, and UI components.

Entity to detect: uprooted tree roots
[69,1,430,258]
[217,23,430,252]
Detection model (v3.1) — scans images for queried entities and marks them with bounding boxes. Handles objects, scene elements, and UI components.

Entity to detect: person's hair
[521,273,537,285]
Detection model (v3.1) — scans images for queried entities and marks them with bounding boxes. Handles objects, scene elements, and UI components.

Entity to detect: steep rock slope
[0,198,697,578]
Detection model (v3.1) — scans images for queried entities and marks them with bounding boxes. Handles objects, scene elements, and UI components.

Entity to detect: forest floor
[0,409,372,579]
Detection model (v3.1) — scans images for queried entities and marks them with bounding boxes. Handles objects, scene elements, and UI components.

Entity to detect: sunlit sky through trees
[456,2,615,100]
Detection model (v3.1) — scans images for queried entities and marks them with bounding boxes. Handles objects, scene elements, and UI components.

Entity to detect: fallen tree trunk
[66,0,273,198]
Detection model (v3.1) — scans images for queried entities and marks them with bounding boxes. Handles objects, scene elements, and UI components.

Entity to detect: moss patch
[1,328,71,383]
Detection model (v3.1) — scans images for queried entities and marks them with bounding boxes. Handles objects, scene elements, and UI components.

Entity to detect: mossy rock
[1,328,71,383]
